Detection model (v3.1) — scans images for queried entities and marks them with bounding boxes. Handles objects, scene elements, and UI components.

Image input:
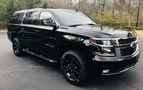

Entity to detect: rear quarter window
[9,13,24,24]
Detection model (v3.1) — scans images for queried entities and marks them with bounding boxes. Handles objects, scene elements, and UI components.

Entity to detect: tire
[12,37,23,56]
[60,50,88,85]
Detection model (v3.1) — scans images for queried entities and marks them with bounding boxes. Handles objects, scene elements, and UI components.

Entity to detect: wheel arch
[11,32,18,42]
[56,43,97,62]
[56,44,86,62]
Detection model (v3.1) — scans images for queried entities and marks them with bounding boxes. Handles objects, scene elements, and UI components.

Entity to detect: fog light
[103,70,109,73]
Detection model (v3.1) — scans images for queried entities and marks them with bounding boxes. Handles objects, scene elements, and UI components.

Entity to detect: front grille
[119,37,136,44]
[118,37,137,56]
[120,44,137,56]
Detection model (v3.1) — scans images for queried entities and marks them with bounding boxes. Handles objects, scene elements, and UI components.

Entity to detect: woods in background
[0,0,143,29]
[0,0,42,28]
[42,0,143,29]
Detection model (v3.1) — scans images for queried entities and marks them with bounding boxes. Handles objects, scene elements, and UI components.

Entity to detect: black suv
[7,8,140,85]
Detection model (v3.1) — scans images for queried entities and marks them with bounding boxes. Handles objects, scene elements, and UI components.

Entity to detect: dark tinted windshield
[53,11,96,26]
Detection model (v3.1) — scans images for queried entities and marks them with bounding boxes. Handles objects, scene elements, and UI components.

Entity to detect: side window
[23,12,39,25]
[39,12,54,25]
[9,13,24,24]
[17,13,24,24]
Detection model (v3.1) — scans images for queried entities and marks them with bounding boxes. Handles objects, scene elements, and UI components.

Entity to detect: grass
[0,21,7,29]
[121,26,143,30]
[102,25,143,30]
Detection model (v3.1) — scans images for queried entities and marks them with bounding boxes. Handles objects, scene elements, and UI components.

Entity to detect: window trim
[38,11,60,26]
[22,11,40,25]
[9,10,61,29]
[9,12,25,24]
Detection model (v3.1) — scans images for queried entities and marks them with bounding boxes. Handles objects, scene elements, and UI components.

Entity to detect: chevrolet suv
[7,8,140,85]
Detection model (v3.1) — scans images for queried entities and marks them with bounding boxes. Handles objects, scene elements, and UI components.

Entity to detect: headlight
[102,40,111,45]
[102,47,111,53]
[90,39,114,56]
[91,39,112,45]
[102,41,112,54]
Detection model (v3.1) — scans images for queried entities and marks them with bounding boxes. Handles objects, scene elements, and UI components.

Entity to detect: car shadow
[21,54,141,90]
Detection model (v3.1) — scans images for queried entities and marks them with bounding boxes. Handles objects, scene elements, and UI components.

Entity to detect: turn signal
[96,52,101,54]
[91,40,97,44]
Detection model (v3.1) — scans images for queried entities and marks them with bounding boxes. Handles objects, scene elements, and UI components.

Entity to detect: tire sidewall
[60,50,87,85]
[12,38,23,56]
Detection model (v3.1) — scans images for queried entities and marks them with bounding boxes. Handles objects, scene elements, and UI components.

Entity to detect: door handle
[34,30,39,33]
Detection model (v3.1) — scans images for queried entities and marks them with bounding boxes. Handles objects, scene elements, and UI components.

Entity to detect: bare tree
[38,0,143,27]
[114,0,140,26]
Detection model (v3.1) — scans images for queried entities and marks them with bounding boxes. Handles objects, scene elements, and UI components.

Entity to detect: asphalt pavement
[0,32,143,90]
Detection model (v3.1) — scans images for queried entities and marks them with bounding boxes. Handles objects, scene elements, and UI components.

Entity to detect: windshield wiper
[68,23,96,27]
[86,23,96,25]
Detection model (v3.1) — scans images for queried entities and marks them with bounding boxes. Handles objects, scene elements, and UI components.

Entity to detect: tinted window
[23,12,39,25]
[39,12,54,25]
[9,13,24,24]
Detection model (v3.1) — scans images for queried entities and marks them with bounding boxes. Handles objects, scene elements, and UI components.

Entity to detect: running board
[23,49,58,63]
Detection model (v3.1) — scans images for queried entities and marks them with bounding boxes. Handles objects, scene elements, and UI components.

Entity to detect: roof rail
[37,7,57,9]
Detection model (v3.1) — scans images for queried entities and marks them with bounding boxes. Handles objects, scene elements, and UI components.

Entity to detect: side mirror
[43,20,56,27]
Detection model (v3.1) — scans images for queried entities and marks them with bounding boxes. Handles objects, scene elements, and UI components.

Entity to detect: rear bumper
[91,50,140,75]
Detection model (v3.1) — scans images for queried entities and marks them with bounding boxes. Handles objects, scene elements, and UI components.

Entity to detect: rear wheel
[12,37,23,56]
[60,50,88,85]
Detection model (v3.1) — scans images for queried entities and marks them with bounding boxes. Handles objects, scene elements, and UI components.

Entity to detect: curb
[0,30,7,32]
[134,30,143,38]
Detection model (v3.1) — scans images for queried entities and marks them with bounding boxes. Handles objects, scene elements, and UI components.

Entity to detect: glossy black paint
[57,25,136,38]
[7,8,140,75]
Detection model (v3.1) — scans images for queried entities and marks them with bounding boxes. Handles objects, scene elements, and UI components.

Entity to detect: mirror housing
[43,20,57,27]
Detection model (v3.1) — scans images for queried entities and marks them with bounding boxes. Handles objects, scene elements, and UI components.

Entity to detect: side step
[23,49,58,63]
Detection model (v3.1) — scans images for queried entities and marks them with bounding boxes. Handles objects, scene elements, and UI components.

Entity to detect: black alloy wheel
[12,38,23,56]
[61,50,87,85]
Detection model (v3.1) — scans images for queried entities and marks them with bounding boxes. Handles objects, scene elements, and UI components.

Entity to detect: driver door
[35,11,57,58]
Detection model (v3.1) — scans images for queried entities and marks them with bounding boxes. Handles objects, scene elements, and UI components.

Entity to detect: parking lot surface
[0,32,143,90]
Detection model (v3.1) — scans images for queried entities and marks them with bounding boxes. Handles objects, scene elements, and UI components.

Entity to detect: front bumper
[92,50,140,75]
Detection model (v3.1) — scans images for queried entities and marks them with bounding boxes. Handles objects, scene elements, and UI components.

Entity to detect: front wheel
[60,50,88,85]
[12,37,23,56]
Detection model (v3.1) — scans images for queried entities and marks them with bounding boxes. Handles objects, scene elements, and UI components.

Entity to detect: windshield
[53,11,97,26]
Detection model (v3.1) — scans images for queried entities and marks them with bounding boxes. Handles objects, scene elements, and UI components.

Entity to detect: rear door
[21,11,58,58]
[21,11,41,52]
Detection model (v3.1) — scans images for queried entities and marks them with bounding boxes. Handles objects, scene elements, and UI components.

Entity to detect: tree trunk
[129,14,131,27]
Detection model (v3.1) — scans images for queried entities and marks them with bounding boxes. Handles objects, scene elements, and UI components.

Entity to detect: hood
[65,25,137,38]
